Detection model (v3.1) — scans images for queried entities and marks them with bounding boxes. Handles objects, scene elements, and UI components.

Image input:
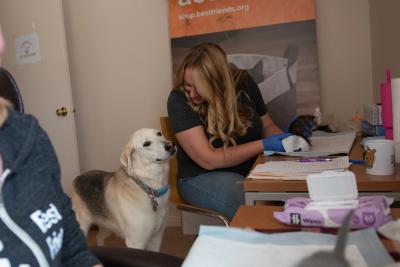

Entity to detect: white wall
[316,0,374,124]
[369,0,400,102]
[62,0,178,225]
[0,0,80,194]
[62,0,173,171]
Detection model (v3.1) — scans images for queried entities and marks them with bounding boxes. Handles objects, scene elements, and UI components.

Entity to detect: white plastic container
[306,170,358,210]
[314,107,322,126]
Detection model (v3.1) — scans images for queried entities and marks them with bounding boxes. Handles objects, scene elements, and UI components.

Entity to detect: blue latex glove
[262,133,291,152]
[286,115,316,142]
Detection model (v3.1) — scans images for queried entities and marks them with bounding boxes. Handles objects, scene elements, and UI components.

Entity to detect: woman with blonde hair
[167,43,291,219]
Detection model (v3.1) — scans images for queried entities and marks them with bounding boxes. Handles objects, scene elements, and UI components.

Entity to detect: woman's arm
[261,113,283,137]
[176,125,263,170]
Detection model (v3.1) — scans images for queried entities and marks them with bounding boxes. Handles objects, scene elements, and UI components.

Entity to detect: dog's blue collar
[125,170,169,197]
[153,185,169,197]
[123,168,169,211]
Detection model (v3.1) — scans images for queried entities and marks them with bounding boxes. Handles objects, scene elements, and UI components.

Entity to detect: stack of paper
[265,130,357,157]
[248,156,350,180]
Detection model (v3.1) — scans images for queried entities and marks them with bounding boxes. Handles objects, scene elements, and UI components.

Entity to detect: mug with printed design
[364,139,394,175]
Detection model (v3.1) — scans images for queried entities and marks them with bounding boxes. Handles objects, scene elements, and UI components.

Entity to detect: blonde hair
[0,97,11,127]
[174,43,252,147]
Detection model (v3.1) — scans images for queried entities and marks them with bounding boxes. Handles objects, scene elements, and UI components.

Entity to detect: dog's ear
[0,97,11,128]
[120,141,135,171]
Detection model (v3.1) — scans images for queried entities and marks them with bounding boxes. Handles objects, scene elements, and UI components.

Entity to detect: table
[244,137,400,204]
[230,205,400,256]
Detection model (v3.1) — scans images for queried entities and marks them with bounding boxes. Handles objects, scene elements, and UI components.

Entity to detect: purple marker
[297,158,333,162]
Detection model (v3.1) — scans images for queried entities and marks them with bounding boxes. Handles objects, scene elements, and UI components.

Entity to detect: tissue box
[273,196,392,228]
[363,104,382,126]
[275,171,392,228]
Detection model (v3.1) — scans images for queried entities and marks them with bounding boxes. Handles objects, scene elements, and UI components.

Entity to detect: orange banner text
[169,0,315,38]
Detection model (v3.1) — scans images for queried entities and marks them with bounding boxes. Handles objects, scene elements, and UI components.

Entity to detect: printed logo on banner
[178,0,220,6]
[169,0,315,38]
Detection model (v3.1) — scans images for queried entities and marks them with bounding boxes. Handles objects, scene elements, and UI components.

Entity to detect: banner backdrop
[169,0,315,38]
[169,0,320,130]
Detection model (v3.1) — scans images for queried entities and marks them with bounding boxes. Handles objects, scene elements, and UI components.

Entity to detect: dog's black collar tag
[148,189,158,211]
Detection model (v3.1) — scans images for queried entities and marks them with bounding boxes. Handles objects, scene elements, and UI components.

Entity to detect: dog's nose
[165,142,175,152]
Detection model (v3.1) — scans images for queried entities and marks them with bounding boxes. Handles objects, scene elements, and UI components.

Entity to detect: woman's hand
[262,133,291,152]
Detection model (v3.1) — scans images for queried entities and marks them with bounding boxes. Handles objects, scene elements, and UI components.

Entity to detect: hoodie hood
[0,109,39,172]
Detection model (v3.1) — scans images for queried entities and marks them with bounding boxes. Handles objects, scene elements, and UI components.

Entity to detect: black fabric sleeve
[241,75,267,117]
[58,186,101,267]
[37,127,100,267]
[167,90,202,134]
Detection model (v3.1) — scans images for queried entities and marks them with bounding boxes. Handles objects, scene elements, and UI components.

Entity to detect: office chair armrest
[176,203,230,226]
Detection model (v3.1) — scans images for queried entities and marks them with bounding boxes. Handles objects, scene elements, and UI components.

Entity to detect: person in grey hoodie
[0,30,101,267]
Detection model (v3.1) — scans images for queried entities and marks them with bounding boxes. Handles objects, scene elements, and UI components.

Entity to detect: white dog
[72,128,176,251]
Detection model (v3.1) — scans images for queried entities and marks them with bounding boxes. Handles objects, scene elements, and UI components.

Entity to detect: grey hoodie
[0,109,99,267]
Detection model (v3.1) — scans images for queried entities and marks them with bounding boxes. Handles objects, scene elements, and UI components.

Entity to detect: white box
[306,170,358,209]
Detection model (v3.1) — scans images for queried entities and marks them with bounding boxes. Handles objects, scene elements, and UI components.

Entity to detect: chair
[0,67,24,113]
[90,246,183,267]
[160,116,230,232]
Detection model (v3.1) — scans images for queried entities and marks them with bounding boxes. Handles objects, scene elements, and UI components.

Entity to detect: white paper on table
[246,173,309,180]
[308,131,356,154]
[378,219,400,242]
[182,235,368,267]
[265,131,357,157]
[248,156,350,180]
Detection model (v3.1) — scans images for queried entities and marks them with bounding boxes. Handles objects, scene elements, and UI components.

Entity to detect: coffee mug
[364,139,395,175]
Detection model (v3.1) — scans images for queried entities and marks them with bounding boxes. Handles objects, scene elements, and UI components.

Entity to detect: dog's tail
[71,190,94,236]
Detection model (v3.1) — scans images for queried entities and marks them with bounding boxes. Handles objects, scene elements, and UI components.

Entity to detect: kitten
[288,115,316,146]
[295,210,354,267]
[287,115,316,145]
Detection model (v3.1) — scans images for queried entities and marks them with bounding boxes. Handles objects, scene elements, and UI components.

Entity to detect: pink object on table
[381,69,393,139]
[0,31,4,58]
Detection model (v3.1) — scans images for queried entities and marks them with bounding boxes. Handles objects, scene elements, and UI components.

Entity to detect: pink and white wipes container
[274,195,392,228]
[274,170,393,228]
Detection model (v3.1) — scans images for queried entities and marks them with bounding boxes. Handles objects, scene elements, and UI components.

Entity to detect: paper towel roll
[391,78,400,162]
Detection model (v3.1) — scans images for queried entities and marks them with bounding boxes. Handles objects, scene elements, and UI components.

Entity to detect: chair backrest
[160,116,185,205]
[90,246,183,267]
[0,67,24,113]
